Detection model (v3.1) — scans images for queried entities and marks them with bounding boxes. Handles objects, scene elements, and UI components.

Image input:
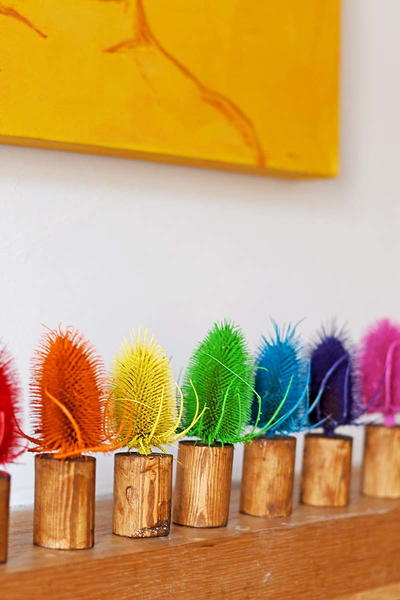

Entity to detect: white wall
[1,0,399,507]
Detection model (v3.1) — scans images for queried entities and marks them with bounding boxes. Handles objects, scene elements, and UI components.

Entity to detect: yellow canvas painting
[0,0,340,177]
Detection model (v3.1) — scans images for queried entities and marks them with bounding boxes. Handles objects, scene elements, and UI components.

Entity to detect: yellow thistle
[109,331,202,455]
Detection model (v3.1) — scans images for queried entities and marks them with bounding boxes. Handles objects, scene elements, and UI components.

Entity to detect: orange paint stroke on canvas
[0,4,47,37]
[104,0,266,166]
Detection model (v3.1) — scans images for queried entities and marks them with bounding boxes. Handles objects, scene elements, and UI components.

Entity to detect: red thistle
[0,347,24,465]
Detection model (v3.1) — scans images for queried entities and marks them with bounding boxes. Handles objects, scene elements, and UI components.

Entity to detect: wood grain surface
[34,454,96,550]
[301,433,353,507]
[240,436,296,517]
[113,452,172,538]
[362,424,400,498]
[0,471,399,600]
[334,583,400,600]
[0,471,10,564]
[173,441,234,527]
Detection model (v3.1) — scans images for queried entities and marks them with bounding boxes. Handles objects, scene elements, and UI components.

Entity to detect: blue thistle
[251,322,309,436]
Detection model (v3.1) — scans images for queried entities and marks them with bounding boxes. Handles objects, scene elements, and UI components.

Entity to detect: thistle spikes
[358,318,400,426]
[0,346,24,465]
[252,322,309,436]
[181,321,254,445]
[309,326,362,436]
[29,327,108,458]
[109,330,201,455]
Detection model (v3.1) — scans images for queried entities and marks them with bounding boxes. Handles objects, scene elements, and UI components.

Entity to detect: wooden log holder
[301,433,352,507]
[113,452,172,538]
[1,472,400,600]
[34,454,96,550]
[0,471,10,564]
[362,424,400,498]
[173,441,234,528]
[240,436,296,518]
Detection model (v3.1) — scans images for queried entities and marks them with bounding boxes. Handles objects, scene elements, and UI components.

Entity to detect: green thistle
[182,321,254,445]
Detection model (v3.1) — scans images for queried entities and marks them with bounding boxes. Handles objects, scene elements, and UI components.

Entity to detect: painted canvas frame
[0,1,340,177]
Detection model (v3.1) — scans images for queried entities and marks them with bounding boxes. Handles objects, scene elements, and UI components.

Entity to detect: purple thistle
[309,328,361,436]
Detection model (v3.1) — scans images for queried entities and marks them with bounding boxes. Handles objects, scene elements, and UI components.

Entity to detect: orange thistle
[29,327,109,459]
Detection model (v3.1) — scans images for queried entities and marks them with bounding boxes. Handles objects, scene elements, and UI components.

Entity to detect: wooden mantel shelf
[1,472,400,600]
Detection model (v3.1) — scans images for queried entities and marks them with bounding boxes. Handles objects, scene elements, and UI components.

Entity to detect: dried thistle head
[309,326,362,436]
[182,321,254,445]
[252,322,309,435]
[0,346,24,465]
[109,331,195,455]
[30,327,107,458]
[358,318,400,426]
